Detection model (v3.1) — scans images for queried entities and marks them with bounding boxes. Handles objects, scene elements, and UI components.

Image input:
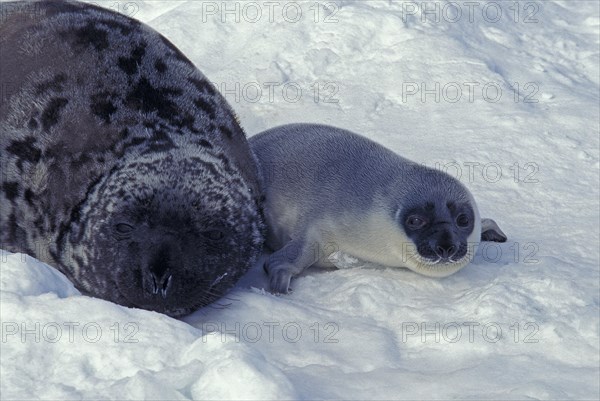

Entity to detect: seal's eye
[456,214,470,227]
[406,215,427,230]
[202,229,225,242]
[115,223,134,234]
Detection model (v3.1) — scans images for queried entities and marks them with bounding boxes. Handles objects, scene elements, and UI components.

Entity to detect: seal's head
[395,167,481,277]
[70,147,263,317]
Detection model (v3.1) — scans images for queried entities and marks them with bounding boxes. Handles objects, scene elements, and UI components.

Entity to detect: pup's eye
[406,215,427,230]
[456,214,470,227]
[115,223,134,234]
[202,229,225,242]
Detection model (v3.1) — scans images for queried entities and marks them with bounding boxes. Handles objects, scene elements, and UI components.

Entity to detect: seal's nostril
[163,274,172,291]
[162,275,172,298]
[152,274,159,294]
[436,245,456,259]
[435,246,444,258]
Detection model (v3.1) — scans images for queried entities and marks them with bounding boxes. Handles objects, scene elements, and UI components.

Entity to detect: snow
[1,0,599,399]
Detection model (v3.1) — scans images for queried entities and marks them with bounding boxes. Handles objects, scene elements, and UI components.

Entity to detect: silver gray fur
[250,123,506,293]
[0,1,264,316]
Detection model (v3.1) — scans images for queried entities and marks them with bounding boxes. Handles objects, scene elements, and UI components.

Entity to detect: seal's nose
[151,273,172,298]
[148,245,174,298]
[435,244,457,259]
[433,229,458,260]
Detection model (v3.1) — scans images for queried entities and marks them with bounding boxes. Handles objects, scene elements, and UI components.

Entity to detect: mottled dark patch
[33,216,44,231]
[189,157,220,178]
[90,93,117,124]
[143,142,177,154]
[71,153,93,169]
[193,97,216,119]
[189,77,216,96]
[173,113,199,133]
[48,248,61,266]
[151,129,174,144]
[216,153,232,170]
[27,118,38,130]
[55,172,105,255]
[41,97,69,131]
[154,59,168,73]
[98,18,135,36]
[118,43,146,75]
[7,212,27,247]
[35,73,67,95]
[219,125,234,139]
[24,189,35,205]
[119,137,147,155]
[125,77,182,120]
[73,255,85,270]
[70,22,109,51]
[196,139,213,149]
[2,181,19,201]
[49,217,57,234]
[160,36,193,65]
[119,128,130,139]
[229,177,243,187]
[6,136,42,170]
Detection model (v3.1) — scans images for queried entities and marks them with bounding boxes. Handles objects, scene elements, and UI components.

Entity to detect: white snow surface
[1,0,599,399]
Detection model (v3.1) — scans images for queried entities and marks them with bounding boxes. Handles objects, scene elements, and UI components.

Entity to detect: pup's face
[399,197,477,276]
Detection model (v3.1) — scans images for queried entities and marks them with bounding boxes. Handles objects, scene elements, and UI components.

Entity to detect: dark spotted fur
[0,1,264,316]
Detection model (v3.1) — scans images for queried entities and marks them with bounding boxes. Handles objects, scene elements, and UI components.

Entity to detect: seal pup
[0,1,264,316]
[250,123,506,293]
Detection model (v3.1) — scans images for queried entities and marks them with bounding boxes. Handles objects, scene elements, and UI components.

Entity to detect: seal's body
[250,124,506,293]
[0,1,263,316]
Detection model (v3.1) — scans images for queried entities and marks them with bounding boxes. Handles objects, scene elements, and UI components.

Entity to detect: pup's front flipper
[263,240,315,294]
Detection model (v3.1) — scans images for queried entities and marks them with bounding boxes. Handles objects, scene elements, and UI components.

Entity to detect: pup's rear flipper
[481,218,507,242]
